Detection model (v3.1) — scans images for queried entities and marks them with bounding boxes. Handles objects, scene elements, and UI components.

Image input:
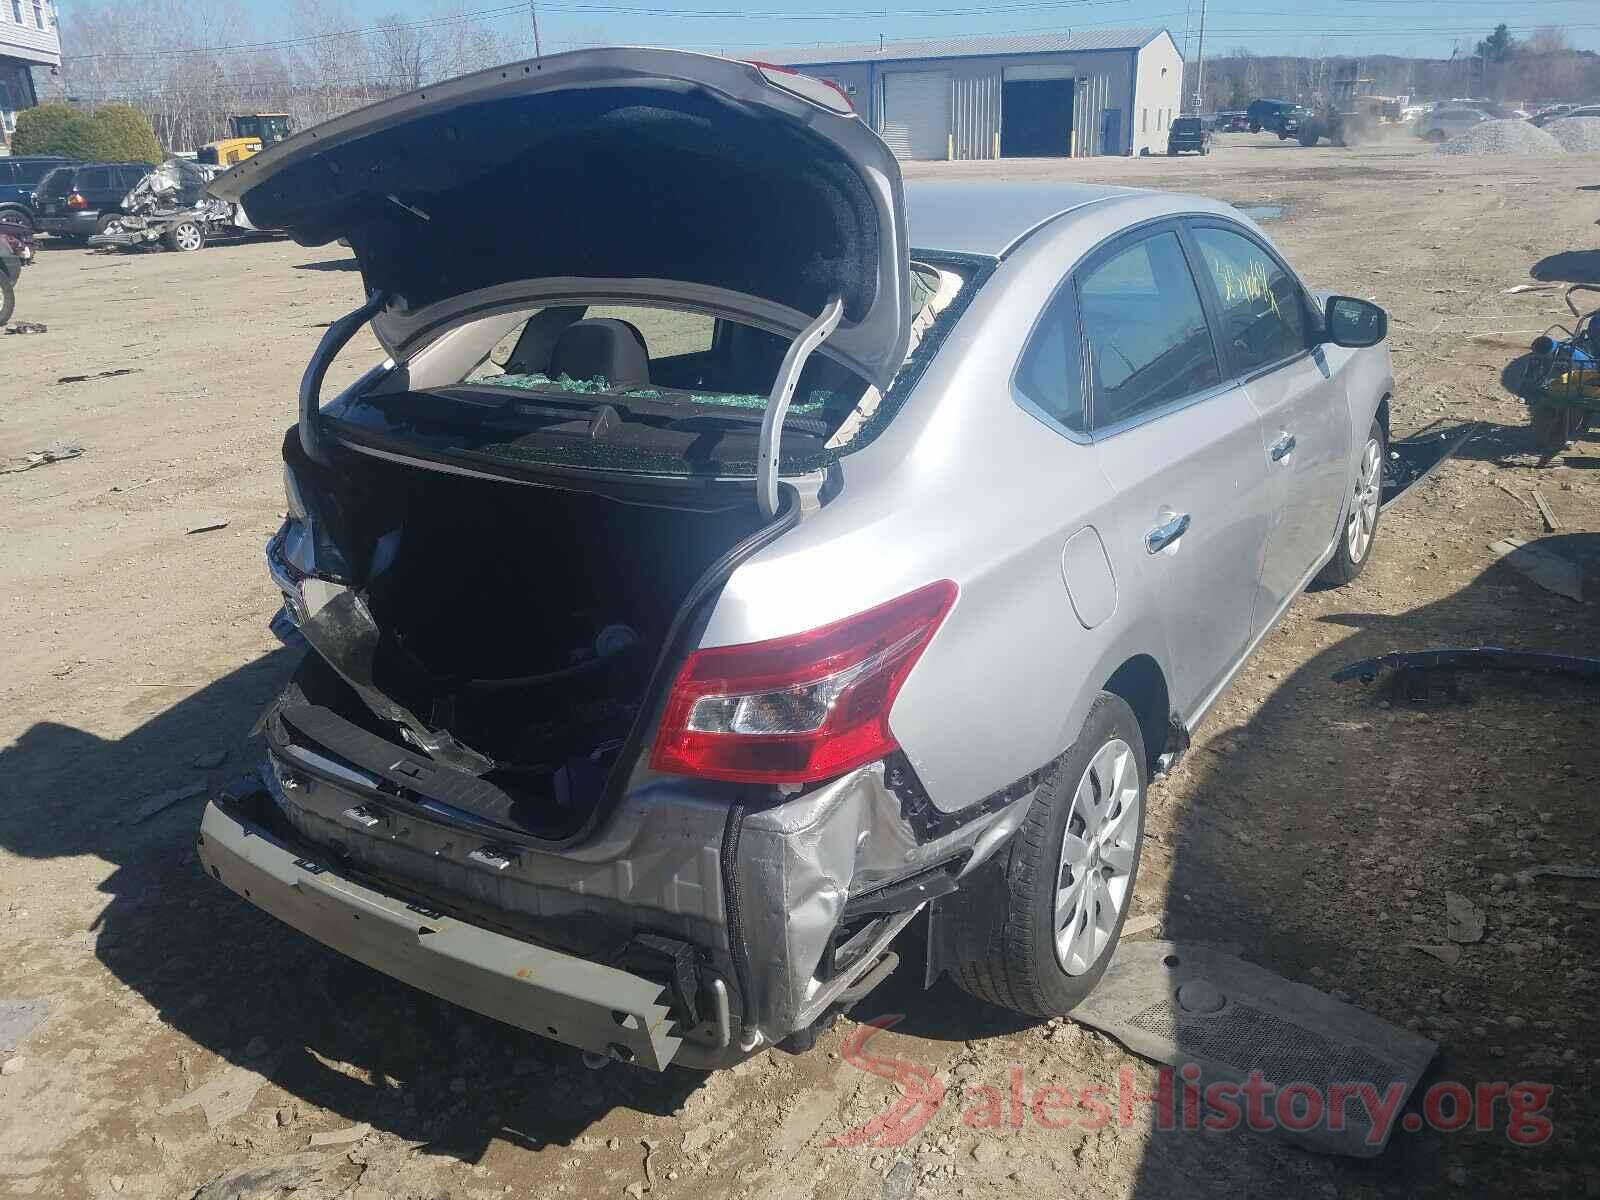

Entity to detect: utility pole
[529,0,543,57]
[1191,0,1207,114]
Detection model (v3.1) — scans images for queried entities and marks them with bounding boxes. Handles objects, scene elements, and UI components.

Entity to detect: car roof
[907,181,1141,257]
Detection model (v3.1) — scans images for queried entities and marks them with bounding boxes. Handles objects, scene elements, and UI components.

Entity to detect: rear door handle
[1270,432,1297,462]
[1145,512,1191,554]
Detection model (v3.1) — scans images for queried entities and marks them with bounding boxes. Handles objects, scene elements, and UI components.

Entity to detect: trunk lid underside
[211,47,913,389]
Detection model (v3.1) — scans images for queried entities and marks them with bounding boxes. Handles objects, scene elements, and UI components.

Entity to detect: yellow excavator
[196,114,294,166]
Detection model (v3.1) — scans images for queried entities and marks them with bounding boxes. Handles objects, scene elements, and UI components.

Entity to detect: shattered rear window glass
[332,257,989,478]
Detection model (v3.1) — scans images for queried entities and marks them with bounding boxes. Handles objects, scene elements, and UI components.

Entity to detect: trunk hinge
[758,296,845,519]
[299,289,388,466]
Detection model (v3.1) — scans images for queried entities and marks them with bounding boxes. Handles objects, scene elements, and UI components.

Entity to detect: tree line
[54,0,532,154]
[1188,26,1598,112]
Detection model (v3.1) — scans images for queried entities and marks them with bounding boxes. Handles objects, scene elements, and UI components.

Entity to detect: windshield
[327,256,984,480]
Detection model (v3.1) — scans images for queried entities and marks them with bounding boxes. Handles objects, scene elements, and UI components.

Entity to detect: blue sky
[338,0,1599,61]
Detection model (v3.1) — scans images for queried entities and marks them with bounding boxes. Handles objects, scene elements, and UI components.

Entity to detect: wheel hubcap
[177,226,201,250]
[1054,738,1141,976]
[1346,437,1382,564]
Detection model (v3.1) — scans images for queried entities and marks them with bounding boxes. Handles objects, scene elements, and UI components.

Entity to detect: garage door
[881,71,951,160]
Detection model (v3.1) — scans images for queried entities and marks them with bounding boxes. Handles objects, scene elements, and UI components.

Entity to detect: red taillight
[66,192,88,210]
[650,580,957,785]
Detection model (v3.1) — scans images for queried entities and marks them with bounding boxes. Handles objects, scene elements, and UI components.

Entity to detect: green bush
[11,103,99,158]
[88,105,162,163]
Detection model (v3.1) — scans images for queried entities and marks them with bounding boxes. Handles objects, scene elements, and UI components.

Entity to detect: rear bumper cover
[196,792,688,1070]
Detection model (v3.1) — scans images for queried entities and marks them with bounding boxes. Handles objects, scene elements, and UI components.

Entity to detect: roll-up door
[881,71,952,160]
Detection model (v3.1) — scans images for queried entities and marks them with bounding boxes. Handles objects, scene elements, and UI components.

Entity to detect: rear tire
[1318,418,1385,587]
[954,693,1147,1017]
[94,214,119,235]
[0,208,32,232]
[0,276,14,327]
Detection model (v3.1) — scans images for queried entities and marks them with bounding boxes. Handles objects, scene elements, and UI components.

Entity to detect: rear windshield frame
[325,249,995,482]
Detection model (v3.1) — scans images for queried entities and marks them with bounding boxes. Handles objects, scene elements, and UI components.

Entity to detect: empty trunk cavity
[284,454,768,839]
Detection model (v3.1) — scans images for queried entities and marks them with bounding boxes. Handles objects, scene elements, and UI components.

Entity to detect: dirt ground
[2,134,1599,1200]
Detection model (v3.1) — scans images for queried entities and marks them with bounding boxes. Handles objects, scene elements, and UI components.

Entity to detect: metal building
[756,28,1184,160]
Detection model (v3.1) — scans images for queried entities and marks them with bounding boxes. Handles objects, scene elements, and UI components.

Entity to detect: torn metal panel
[292,583,493,775]
[734,762,1026,1039]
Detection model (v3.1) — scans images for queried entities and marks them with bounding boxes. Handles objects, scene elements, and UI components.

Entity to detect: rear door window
[1077,229,1221,430]
[77,167,110,193]
[0,163,15,186]
[1187,224,1310,376]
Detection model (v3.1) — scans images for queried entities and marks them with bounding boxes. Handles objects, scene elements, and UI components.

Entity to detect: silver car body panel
[244,169,1392,1057]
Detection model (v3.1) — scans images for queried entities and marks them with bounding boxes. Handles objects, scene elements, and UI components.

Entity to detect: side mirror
[1323,295,1388,348]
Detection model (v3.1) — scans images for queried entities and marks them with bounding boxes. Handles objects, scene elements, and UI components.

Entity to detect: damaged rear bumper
[196,791,700,1070]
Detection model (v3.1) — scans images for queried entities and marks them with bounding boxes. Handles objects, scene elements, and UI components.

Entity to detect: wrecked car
[0,214,33,325]
[89,157,258,253]
[198,47,1396,1071]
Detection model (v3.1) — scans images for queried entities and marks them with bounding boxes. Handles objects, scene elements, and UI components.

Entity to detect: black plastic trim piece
[886,750,1055,843]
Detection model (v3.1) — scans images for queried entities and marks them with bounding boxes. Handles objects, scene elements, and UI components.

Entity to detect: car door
[1184,220,1350,634]
[1079,223,1276,717]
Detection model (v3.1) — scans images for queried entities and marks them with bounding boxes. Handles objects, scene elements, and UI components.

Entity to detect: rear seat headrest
[548,319,650,388]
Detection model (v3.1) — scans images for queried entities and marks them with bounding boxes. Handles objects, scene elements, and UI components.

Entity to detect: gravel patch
[1546,116,1600,153]
[1435,119,1563,156]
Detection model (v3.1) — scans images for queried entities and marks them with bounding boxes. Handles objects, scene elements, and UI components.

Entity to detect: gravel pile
[1547,116,1600,153]
[1435,119,1563,156]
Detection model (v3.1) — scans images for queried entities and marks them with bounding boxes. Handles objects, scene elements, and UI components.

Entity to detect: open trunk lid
[210,47,913,389]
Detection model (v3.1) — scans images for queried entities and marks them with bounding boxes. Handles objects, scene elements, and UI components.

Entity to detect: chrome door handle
[1145,512,1191,554]
[1269,433,1297,462]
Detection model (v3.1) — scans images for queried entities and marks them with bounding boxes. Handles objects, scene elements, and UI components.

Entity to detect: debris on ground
[1435,120,1563,157]
[55,368,139,385]
[1490,537,1585,601]
[1531,486,1562,531]
[305,1122,372,1149]
[156,1057,281,1130]
[1445,892,1486,944]
[190,1151,339,1200]
[185,518,230,535]
[1120,912,1161,939]
[3,320,46,334]
[1515,864,1600,886]
[0,1000,50,1051]
[1,1057,26,1076]
[1069,941,1436,1156]
[126,781,207,824]
[1546,116,1600,153]
[1406,943,1464,966]
[1,441,84,474]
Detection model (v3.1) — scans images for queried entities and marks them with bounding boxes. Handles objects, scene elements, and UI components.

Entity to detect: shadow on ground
[1531,250,1600,284]
[1120,513,1600,1197]
[294,258,359,272]
[0,648,700,1164]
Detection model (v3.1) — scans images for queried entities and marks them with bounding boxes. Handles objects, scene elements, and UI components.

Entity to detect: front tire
[1318,418,1384,587]
[166,220,205,252]
[0,276,14,326]
[955,693,1147,1017]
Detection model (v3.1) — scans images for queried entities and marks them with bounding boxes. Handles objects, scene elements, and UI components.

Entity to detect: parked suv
[202,48,1395,1071]
[33,161,155,240]
[1246,97,1303,137]
[1167,115,1212,155]
[0,155,76,231]
[1414,106,1489,143]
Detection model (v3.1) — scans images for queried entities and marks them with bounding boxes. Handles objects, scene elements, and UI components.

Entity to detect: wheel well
[1102,655,1170,773]
[1375,394,1391,441]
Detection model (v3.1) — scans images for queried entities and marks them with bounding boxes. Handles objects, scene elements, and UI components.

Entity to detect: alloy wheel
[1054,737,1141,975]
[174,223,203,252]
[1347,436,1382,564]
